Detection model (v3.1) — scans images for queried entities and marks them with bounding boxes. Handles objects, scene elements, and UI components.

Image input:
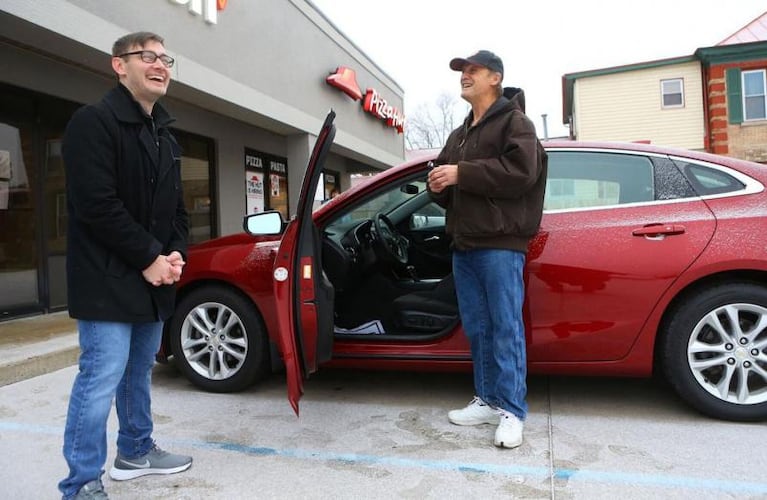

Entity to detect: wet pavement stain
[0,406,17,418]
[397,476,439,498]
[326,458,393,479]
[394,409,472,452]
[608,444,674,472]
[152,412,172,424]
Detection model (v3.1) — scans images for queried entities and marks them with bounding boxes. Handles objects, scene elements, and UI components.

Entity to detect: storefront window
[173,130,215,244]
[323,170,340,200]
[244,148,289,219]
[0,82,216,319]
[0,85,39,318]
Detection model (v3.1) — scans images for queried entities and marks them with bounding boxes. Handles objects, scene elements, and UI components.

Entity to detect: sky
[309,0,766,139]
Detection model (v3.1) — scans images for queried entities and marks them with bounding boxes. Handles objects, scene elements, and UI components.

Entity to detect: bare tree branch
[405,92,464,150]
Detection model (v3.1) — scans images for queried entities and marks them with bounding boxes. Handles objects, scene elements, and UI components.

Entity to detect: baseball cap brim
[449,57,472,71]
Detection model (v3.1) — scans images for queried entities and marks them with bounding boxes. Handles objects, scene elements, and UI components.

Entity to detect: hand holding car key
[427,160,458,193]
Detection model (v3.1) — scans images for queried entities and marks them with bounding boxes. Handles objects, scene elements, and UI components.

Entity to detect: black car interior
[320,176,459,338]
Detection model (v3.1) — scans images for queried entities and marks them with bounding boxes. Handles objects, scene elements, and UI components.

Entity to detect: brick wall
[713,61,767,163]
[728,123,767,162]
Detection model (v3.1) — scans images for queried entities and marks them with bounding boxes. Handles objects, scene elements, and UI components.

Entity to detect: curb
[0,333,80,387]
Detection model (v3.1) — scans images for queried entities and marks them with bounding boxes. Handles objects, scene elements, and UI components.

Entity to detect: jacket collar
[464,87,526,128]
[104,84,175,128]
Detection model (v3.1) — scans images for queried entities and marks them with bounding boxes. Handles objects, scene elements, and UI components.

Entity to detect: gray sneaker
[73,479,108,499]
[109,444,192,481]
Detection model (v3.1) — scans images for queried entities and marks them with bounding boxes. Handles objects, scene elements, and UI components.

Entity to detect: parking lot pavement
[1,364,767,500]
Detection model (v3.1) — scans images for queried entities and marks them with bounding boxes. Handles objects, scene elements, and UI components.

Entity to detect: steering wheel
[373,213,409,265]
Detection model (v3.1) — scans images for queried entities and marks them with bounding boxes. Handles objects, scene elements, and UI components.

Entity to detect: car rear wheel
[661,283,767,421]
[169,286,269,392]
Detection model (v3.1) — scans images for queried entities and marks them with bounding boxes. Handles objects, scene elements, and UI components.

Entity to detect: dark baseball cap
[449,50,504,76]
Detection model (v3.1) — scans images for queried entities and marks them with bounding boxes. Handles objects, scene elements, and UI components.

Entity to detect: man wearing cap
[427,50,547,448]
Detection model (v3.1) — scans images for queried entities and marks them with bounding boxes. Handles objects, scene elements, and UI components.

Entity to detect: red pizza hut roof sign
[326,66,405,134]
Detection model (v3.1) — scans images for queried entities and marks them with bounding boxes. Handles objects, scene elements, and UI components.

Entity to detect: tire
[169,286,269,392]
[661,282,767,421]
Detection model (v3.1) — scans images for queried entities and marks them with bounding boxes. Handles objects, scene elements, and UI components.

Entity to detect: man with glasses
[59,32,191,500]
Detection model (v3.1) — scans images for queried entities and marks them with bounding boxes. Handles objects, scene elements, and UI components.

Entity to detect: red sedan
[161,112,767,422]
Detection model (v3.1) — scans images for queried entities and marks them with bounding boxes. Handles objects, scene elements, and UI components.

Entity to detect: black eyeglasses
[117,50,175,68]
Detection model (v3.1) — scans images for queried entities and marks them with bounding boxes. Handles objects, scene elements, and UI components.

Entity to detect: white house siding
[573,61,705,149]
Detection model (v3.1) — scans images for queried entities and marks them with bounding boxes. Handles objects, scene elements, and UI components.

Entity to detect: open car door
[272,110,336,415]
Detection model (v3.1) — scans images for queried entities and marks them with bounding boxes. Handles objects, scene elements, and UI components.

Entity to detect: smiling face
[459,63,501,104]
[111,40,171,114]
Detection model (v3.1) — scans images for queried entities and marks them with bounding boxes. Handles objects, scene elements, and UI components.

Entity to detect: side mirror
[243,211,284,235]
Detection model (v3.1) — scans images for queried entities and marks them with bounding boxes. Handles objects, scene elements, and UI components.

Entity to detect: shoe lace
[470,396,488,407]
[498,409,517,421]
[149,444,170,458]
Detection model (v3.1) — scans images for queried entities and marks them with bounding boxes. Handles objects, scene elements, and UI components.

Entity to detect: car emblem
[274,267,289,282]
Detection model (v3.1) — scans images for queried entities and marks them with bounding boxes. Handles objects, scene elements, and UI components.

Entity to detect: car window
[545,151,655,210]
[410,202,445,229]
[673,161,746,196]
[325,178,428,232]
[652,157,697,200]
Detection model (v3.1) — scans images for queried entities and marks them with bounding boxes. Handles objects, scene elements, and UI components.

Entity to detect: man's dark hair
[112,31,164,56]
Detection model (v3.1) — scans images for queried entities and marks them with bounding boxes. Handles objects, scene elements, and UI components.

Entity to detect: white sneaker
[448,396,500,426]
[494,410,524,449]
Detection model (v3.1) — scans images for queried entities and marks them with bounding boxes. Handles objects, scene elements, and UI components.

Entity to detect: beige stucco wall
[572,61,705,149]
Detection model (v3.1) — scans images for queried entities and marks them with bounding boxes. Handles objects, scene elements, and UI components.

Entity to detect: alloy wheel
[687,303,767,405]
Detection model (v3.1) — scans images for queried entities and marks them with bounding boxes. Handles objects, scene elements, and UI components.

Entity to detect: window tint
[674,161,746,195]
[545,152,654,210]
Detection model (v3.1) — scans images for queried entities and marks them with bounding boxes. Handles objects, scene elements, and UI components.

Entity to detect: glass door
[0,84,39,319]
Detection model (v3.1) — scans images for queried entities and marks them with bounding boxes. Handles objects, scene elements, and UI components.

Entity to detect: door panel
[526,150,715,362]
[272,111,336,415]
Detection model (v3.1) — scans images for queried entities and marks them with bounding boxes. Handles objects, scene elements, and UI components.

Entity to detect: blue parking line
[4,420,767,495]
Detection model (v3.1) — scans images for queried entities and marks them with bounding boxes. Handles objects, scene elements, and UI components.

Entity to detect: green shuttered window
[726,68,742,124]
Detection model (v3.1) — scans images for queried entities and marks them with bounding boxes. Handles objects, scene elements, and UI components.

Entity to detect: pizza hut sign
[326,66,405,134]
[168,0,227,24]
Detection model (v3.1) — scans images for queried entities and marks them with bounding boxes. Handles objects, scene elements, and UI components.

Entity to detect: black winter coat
[63,84,188,322]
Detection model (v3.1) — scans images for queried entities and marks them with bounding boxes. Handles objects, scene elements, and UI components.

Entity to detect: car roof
[402,141,766,175]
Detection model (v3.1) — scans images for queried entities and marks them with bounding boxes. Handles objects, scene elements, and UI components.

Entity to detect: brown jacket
[430,87,547,252]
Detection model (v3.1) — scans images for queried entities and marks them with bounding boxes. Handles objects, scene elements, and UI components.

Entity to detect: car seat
[391,274,459,333]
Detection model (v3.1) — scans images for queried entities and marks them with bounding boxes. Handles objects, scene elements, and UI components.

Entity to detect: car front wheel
[169,286,269,392]
[661,283,767,421]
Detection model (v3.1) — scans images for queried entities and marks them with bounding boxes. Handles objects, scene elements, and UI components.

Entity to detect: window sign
[323,170,339,200]
[244,151,265,214]
[244,148,289,218]
[268,159,288,218]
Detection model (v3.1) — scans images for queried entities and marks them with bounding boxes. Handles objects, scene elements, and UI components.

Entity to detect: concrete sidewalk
[0,312,79,386]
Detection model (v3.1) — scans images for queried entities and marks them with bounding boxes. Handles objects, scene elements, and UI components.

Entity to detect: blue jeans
[453,249,528,420]
[59,320,163,499]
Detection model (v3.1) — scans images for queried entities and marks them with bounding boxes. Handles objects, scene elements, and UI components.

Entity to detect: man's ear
[111,56,126,78]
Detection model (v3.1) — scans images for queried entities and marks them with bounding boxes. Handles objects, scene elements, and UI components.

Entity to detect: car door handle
[423,236,440,242]
[632,224,686,237]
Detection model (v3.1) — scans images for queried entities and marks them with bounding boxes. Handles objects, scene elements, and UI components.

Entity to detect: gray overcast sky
[309,0,766,138]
